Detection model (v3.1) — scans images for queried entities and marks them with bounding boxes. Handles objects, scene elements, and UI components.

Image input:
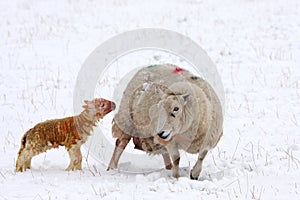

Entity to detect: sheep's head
[82,98,116,120]
[155,93,191,143]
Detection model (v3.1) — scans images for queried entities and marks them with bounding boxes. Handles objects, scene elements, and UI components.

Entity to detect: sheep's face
[82,98,116,120]
[156,94,190,141]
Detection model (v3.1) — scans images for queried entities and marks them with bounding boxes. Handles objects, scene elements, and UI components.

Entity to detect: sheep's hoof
[107,161,117,170]
[173,171,180,179]
[165,164,173,170]
[107,165,117,171]
[189,172,198,180]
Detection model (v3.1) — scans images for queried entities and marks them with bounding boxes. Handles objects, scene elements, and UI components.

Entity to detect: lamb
[16,98,116,172]
[108,64,223,180]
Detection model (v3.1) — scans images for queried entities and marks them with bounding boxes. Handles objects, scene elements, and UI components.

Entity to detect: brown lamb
[16,98,115,172]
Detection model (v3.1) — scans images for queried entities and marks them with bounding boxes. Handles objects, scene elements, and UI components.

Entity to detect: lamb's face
[156,94,190,142]
[83,98,116,120]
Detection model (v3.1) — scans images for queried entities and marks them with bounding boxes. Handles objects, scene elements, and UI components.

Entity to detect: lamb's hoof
[16,168,23,172]
[189,172,198,180]
[16,165,29,172]
[66,166,82,171]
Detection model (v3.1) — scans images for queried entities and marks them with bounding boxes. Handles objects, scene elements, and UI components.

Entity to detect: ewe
[108,64,223,179]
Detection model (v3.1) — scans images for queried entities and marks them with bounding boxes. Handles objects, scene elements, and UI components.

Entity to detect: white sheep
[108,64,223,179]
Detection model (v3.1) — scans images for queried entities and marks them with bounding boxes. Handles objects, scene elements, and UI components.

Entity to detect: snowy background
[1,0,300,199]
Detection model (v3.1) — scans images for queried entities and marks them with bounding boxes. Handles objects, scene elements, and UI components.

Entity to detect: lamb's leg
[190,150,208,180]
[66,144,82,171]
[107,137,131,170]
[166,143,180,178]
[16,146,35,172]
[16,152,25,172]
[16,149,25,172]
[24,155,32,170]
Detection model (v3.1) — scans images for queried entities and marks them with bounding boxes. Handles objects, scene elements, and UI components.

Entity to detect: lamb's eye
[173,107,179,112]
[100,103,105,108]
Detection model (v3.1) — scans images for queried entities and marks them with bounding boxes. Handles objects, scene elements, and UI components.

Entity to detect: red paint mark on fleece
[173,67,184,73]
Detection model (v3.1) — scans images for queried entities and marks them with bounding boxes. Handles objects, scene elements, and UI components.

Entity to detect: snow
[1,0,300,199]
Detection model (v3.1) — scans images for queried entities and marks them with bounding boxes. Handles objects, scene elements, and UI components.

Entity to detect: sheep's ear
[181,94,191,104]
[82,104,88,109]
[155,86,165,97]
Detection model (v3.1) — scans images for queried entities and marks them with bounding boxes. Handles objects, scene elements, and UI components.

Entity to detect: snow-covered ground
[1,0,300,199]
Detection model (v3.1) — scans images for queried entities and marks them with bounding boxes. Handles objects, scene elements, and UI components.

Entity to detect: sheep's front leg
[190,150,208,180]
[66,145,82,171]
[166,143,180,178]
[133,136,172,170]
[162,152,172,170]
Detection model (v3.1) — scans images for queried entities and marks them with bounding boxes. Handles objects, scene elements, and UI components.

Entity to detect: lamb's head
[82,98,116,120]
[155,93,192,142]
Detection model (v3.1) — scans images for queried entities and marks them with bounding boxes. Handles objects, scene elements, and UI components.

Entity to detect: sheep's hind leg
[107,137,131,170]
[66,145,82,171]
[107,123,131,170]
[190,150,208,180]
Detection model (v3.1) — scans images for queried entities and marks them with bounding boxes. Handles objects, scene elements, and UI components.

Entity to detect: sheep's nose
[158,130,165,137]
[158,130,169,140]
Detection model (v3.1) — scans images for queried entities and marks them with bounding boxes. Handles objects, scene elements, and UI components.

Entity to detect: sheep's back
[114,64,223,144]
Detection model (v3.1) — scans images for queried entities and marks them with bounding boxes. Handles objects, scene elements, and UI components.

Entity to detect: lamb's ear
[83,100,94,109]
[181,94,191,104]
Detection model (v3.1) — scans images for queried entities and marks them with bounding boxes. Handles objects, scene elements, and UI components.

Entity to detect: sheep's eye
[170,113,176,118]
[100,103,105,108]
[173,107,179,112]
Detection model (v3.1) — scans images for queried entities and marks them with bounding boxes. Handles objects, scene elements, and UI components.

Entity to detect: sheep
[108,64,223,179]
[16,98,116,172]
